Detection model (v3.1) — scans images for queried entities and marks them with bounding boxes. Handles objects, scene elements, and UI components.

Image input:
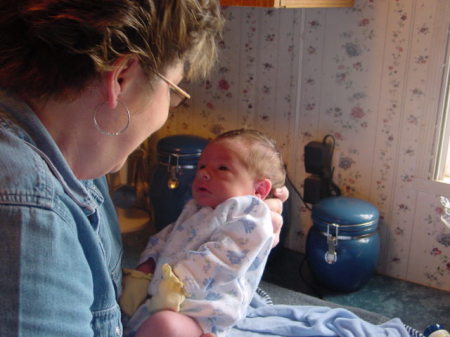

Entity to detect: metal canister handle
[325,223,339,264]
[167,154,180,189]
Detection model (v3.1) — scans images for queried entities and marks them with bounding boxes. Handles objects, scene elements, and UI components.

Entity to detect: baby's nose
[198,169,210,180]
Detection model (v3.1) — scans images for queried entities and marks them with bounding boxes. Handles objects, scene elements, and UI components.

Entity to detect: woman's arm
[265,186,289,247]
[0,206,96,337]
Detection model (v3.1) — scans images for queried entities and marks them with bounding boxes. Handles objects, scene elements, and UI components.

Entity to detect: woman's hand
[265,186,289,247]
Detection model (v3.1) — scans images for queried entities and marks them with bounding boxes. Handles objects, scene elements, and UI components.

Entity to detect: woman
[0,1,287,337]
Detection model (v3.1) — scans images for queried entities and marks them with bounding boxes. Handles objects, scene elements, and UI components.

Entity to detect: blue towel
[229,292,411,337]
[123,290,413,337]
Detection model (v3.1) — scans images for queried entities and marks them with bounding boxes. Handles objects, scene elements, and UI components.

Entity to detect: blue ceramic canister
[149,135,208,231]
[306,196,380,292]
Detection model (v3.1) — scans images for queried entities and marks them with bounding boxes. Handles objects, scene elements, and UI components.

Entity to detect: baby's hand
[147,264,187,313]
[136,258,156,274]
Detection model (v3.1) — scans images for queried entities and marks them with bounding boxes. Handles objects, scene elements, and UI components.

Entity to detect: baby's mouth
[197,186,210,193]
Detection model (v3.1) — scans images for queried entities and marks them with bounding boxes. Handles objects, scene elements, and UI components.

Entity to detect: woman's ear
[105,56,139,109]
[255,179,272,200]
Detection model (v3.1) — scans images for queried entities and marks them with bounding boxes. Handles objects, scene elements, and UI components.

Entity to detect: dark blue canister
[150,135,208,231]
[306,196,380,292]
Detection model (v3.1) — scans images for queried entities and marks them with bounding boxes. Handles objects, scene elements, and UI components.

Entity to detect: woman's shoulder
[0,127,56,207]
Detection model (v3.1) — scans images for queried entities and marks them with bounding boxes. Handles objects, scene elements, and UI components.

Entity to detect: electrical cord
[284,173,325,297]
[284,135,342,298]
[298,253,324,299]
[286,173,312,211]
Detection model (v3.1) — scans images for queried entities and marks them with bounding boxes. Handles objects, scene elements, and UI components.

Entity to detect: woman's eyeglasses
[155,72,191,108]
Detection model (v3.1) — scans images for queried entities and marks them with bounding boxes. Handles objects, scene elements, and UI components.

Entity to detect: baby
[122,129,286,337]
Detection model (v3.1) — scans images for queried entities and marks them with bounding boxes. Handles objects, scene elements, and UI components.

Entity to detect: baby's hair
[213,129,286,194]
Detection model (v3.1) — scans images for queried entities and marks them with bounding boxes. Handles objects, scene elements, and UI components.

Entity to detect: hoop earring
[93,100,131,136]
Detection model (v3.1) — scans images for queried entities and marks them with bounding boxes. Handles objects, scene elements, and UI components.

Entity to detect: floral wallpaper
[153,0,450,292]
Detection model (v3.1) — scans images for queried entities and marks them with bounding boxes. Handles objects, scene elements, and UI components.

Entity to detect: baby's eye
[218,165,229,171]
[198,164,206,169]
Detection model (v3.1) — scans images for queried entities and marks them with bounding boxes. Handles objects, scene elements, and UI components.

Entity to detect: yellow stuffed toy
[146,263,187,313]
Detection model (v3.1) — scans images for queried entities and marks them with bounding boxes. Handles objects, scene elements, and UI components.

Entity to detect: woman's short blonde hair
[0,0,224,100]
[214,129,286,192]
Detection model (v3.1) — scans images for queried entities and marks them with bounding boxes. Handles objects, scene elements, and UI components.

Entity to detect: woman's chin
[109,159,127,174]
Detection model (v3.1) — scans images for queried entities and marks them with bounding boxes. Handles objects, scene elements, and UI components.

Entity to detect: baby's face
[192,139,257,208]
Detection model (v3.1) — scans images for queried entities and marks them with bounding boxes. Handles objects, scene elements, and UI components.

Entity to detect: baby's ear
[255,179,272,200]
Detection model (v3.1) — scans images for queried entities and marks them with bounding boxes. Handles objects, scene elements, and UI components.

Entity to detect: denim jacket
[0,91,123,337]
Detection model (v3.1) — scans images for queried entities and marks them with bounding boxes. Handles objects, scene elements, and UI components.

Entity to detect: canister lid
[157,135,209,165]
[312,196,379,234]
[424,324,448,337]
